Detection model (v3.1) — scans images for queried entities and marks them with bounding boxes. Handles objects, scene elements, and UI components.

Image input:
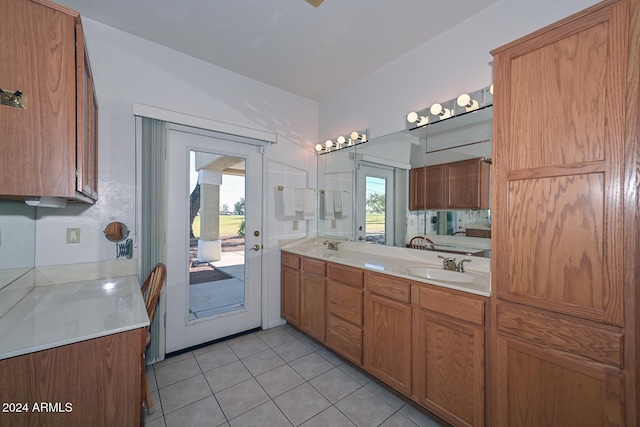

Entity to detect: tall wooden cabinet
[0,0,98,203]
[491,0,639,425]
[300,257,327,342]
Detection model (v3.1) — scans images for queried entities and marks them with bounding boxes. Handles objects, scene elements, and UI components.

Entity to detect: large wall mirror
[317,103,492,257]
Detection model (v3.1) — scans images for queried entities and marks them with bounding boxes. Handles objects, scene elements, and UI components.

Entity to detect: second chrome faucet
[437,255,471,272]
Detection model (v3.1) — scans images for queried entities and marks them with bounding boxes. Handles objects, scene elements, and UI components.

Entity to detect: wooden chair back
[141,263,166,324]
[409,236,435,250]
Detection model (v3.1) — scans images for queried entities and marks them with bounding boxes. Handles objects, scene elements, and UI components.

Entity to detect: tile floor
[145,325,446,427]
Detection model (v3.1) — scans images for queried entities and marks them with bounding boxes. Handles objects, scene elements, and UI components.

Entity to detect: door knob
[252,244,261,251]
[358,236,364,241]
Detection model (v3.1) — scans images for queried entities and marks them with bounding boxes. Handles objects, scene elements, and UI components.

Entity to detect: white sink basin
[297,247,335,258]
[406,267,474,283]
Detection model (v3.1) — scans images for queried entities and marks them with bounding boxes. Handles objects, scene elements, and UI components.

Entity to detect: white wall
[319,0,601,141]
[34,18,318,330]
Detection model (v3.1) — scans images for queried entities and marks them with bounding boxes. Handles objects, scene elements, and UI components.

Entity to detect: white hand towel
[341,191,351,218]
[323,191,335,220]
[282,187,295,220]
[333,190,342,213]
[294,188,305,213]
[304,188,315,220]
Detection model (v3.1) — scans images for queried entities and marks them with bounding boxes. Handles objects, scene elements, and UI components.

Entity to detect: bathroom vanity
[281,241,489,426]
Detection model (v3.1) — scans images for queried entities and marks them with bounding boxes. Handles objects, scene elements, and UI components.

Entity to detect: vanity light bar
[315,129,368,155]
[405,85,493,131]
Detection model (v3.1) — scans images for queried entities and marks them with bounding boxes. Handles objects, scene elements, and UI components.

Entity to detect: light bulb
[325,139,333,148]
[407,112,419,123]
[315,144,323,152]
[456,93,471,107]
[337,136,346,145]
[350,131,359,140]
[489,84,494,95]
[430,103,443,115]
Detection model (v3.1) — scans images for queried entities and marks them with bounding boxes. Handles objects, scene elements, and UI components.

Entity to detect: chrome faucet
[323,240,340,251]
[437,256,471,272]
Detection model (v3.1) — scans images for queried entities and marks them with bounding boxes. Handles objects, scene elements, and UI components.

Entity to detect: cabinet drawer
[281,252,300,269]
[416,285,485,326]
[328,263,363,288]
[302,257,326,276]
[496,302,623,368]
[326,314,363,366]
[327,281,363,326]
[365,272,410,303]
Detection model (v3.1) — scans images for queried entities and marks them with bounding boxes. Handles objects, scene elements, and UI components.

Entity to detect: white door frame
[165,125,264,353]
[356,162,395,245]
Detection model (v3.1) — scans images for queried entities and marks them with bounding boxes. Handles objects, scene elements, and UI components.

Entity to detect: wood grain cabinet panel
[413,309,485,427]
[364,292,412,395]
[445,158,490,209]
[300,269,326,342]
[495,334,624,427]
[281,263,301,327]
[0,329,143,427]
[0,0,98,203]
[409,166,427,211]
[326,314,363,365]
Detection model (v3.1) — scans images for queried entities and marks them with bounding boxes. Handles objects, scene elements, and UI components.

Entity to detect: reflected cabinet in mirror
[317,104,492,257]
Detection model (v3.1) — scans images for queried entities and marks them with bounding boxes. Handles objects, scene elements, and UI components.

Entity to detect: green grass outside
[366,213,385,233]
[192,214,245,238]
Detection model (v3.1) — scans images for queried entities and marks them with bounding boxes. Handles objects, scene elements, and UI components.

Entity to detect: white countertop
[0,271,149,360]
[281,239,491,297]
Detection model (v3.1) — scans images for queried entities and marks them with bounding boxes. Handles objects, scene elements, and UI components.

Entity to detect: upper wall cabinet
[0,0,98,203]
[409,158,490,211]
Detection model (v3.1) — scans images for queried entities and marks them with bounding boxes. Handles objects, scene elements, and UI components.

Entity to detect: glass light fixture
[456,93,479,111]
[430,103,452,119]
[316,129,369,155]
[315,143,323,152]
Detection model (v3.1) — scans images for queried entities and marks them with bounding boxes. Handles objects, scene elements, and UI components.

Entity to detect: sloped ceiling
[55,0,499,101]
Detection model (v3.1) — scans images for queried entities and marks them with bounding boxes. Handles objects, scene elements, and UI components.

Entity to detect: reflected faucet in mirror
[323,240,340,251]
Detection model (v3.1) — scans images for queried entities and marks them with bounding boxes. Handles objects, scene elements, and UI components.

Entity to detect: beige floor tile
[315,347,345,366]
[146,365,158,391]
[380,412,421,427]
[257,327,296,348]
[204,360,252,393]
[399,404,444,427]
[272,339,314,362]
[279,324,306,339]
[229,400,292,427]
[195,345,239,372]
[297,335,325,351]
[335,387,396,427]
[365,381,406,410]
[241,348,286,376]
[153,351,194,369]
[337,362,372,385]
[155,357,202,388]
[300,406,356,427]
[158,375,213,414]
[274,383,331,426]
[289,352,335,380]
[224,332,258,346]
[229,336,269,359]
[255,364,305,398]
[215,378,270,419]
[309,367,363,403]
[192,340,229,356]
[164,395,226,427]
[145,415,166,427]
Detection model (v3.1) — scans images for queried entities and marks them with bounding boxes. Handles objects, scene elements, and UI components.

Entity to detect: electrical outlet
[66,228,80,244]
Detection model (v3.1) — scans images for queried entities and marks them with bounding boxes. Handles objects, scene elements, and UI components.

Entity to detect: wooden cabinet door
[409,166,426,210]
[281,265,300,327]
[491,1,626,326]
[495,334,623,427]
[446,158,489,209]
[300,273,326,342]
[424,164,445,209]
[413,309,484,427]
[76,23,98,200]
[0,0,77,198]
[363,293,411,395]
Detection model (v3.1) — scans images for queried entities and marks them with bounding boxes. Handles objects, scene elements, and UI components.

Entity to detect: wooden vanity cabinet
[280,252,301,328]
[325,263,364,366]
[409,166,427,210]
[0,328,144,427]
[363,272,412,395]
[300,257,326,342]
[412,285,486,427]
[491,0,637,424]
[0,0,98,203]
